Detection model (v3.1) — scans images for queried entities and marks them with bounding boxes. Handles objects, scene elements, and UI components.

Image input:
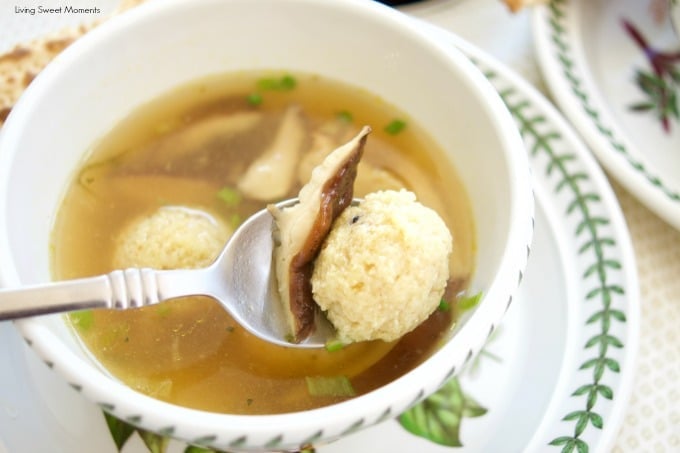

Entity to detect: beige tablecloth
[1,0,678,451]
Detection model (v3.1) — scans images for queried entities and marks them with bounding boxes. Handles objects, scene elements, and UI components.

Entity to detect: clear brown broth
[51,71,475,414]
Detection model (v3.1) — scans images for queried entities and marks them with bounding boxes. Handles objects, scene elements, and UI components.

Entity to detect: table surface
[0,0,678,452]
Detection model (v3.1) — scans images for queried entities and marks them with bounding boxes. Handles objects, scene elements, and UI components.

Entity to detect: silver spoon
[0,198,334,348]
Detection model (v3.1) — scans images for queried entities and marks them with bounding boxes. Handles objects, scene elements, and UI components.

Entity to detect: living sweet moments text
[14,5,102,15]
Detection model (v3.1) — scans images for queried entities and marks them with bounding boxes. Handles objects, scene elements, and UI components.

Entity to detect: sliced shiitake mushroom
[269,126,371,341]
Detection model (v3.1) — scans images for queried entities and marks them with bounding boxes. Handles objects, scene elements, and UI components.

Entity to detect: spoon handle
[0,268,204,321]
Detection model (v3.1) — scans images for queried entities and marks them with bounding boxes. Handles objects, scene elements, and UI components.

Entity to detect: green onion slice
[305,375,356,397]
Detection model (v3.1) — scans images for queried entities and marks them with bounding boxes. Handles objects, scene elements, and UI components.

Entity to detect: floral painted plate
[0,24,639,453]
[533,0,680,230]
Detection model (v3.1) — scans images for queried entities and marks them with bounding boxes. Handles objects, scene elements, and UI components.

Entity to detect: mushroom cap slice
[238,105,307,201]
[270,126,371,341]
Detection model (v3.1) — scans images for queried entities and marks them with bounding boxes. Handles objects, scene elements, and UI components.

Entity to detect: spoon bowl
[0,198,333,348]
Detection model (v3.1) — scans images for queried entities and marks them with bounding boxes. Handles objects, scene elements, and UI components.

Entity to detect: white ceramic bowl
[0,0,533,450]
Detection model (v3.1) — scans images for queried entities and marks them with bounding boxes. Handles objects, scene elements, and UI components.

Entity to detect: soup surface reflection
[52,71,476,414]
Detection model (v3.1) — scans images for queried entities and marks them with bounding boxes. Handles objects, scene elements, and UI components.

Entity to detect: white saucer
[0,23,639,453]
[533,0,680,230]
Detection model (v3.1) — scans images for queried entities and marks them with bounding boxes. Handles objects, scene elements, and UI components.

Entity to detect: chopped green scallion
[305,375,356,397]
[256,78,277,91]
[69,310,94,331]
[336,110,353,123]
[256,74,297,91]
[247,92,263,106]
[458,291,483,312]
[324,339,346,352]
[279,74,297,90]
[217,186,242,207]
[384,119,407,135]
[438,299,451,312]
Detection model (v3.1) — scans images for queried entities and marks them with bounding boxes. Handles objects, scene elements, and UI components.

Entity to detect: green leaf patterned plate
[0,22,639,453]
[533,0,680,230]
[319,24,640,453]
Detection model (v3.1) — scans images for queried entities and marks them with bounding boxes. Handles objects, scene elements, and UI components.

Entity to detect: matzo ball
[113,206,231,269]
[311,190,452,342]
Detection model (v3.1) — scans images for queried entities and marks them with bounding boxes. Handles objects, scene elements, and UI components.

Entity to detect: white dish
[0,25,639,453]
[0,0,534,449]
[533,0,680,230]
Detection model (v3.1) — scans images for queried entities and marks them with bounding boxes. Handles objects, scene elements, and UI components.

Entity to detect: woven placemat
[611,179,680,452]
